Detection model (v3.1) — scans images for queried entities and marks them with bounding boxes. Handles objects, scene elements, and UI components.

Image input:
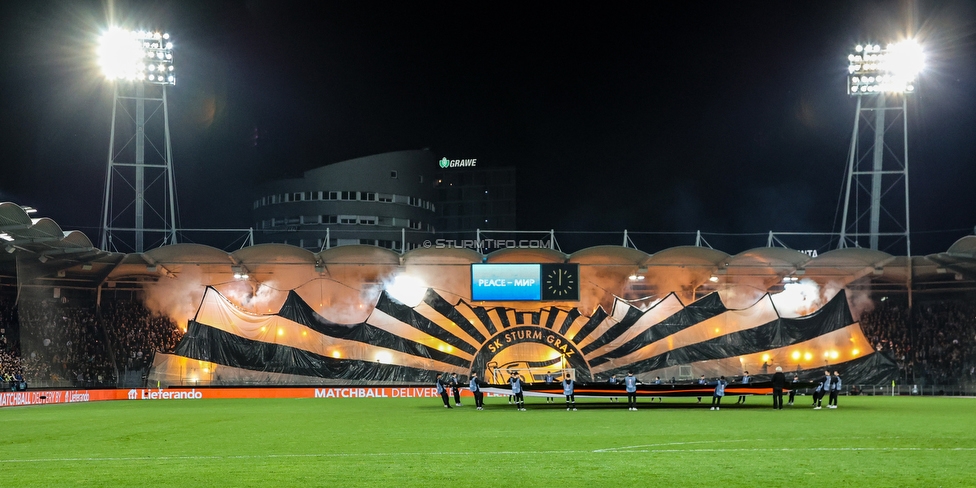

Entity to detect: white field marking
[594,435,903,452]
[3,446,975,464]
[594,438,763,452]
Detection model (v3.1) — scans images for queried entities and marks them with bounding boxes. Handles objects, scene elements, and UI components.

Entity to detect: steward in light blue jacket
[625,374,638,393]
[830,373,842,391]
[827,370,843,408]
[562,377,575,396]
[470,372,485,409]
[562,376,576,410]
[510,375,524,394]
[736,371,750,404]
[713,378,727,397]
[710,376,727,409]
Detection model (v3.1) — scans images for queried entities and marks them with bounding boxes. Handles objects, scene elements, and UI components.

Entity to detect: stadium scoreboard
[471,263,579,301]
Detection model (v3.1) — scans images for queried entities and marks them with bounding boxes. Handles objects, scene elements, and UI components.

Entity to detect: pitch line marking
[595,438,764,452]
[3,446,976,464]
[594,435,905,452]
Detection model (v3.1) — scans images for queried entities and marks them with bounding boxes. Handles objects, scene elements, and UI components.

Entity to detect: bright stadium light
[385,274,427,307]
[98,27,176,85]
[848,39,923,95]
[839,38,920,255]
[99,26,180,253]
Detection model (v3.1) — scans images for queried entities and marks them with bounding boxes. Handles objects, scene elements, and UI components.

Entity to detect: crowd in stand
[1,297,25,388]
[0,294,181,388]
[101,300,182,371]
[860,298,976,386]
[16,300,115,387]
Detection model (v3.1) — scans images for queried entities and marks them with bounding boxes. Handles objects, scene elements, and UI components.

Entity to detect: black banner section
[423,290,486,344]
[572,307,608,345]
[601,291,856,376]
[510,380,818,398]
[589,293,728,367]
[704,351,896,386]
[494,307,511,328]
[471,306,498,336]
[175,321,440,383]
[558,309,581,335]
[544,307,560,329]
[581,306,644,354]
[374,292,477,355]
[275,290,470,368]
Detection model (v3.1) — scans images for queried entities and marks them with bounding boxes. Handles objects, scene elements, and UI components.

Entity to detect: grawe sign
[438,157,477,168]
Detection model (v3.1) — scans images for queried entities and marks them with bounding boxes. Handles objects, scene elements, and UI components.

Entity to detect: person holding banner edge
[470,371,485,410]
[449,372,462,406]
[563,373,576,411]
[510,371,526,411]
[625,371,639,410]
[435,373,452,409]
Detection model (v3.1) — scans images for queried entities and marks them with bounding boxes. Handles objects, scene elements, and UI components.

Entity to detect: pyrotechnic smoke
[142,266,207,331]
[719,277,769,310]
[643,266,712,305]
[221,279,286,314]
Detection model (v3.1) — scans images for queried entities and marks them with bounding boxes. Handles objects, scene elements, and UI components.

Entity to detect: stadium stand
[860,299,976,387]
[101,299,182,372]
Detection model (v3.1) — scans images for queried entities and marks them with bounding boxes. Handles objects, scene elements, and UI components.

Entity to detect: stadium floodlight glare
[848,40,922,95]
[98,27,176,85]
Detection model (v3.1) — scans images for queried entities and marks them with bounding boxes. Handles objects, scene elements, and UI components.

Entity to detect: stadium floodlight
[98,27,176,85]
[99,26,180,253]
[838,38,920,256]
[847,40,922,95]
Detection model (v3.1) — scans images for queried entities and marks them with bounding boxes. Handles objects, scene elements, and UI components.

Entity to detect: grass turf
[2,395,974,487]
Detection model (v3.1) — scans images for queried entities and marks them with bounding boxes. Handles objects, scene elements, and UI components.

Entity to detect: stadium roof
[1,202,974,295]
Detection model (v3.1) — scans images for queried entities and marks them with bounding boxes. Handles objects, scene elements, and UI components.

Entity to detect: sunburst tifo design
[164,285,895,386]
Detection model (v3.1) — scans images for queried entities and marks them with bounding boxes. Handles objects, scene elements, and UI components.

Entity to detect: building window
[378,193,393,202]
[390,170,398,179]
[339,215,357,224]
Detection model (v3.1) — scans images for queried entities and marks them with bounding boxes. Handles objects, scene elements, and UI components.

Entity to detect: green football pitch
[2,395,974,487]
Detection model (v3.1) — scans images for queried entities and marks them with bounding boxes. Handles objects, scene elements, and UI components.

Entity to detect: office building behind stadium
[251,149,516,251]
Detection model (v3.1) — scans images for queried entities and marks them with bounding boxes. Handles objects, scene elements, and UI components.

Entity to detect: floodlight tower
[838,41,923,255]
[98,28,178,252]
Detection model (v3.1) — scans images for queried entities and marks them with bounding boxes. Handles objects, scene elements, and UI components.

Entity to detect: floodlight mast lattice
[98,28,178,253]
[838,41,922,256]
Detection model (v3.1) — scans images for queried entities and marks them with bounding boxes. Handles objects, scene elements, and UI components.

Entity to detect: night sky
[0,1,974,255]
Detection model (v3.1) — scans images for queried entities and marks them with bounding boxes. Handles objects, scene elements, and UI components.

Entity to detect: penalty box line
[3,446,976,464]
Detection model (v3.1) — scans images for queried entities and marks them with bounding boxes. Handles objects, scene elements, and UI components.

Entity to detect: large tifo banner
[0,387,459,408]
[160,284,896,386]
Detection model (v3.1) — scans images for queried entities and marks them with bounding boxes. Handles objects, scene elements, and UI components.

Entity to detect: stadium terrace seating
[860,300,976,387]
